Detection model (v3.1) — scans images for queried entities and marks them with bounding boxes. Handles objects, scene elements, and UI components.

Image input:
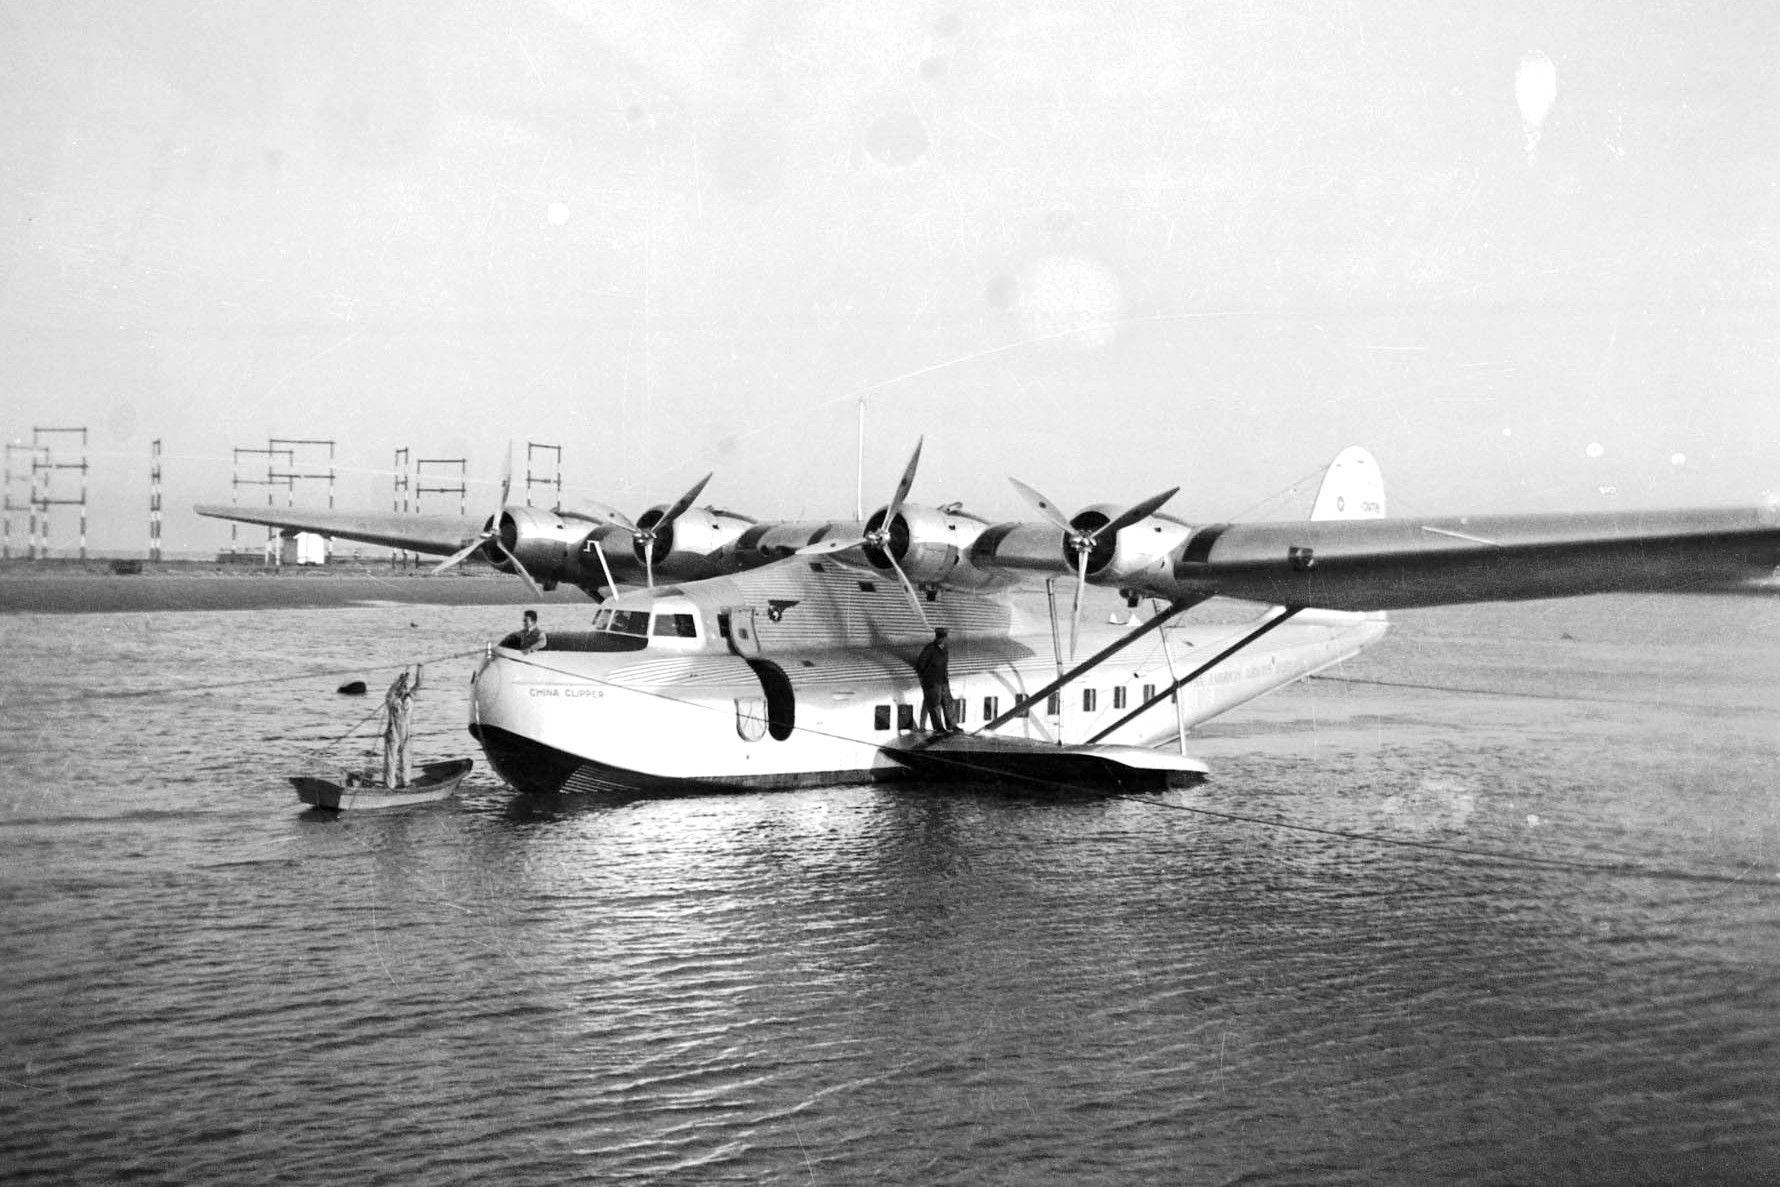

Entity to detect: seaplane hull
[466,589,1388,796]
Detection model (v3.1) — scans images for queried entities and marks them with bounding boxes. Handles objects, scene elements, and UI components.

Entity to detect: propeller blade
[796,535,866,557]
[498,441,514,508]
[884,549,933,632]
[431,529,493,575]
[490,538,545,599]
[655,472,713,533]
[884,438,924,524]
[1008,477,1075,534]
[1069,547,1089,662]
[1088,486,1181,544]
[632,473,712,590]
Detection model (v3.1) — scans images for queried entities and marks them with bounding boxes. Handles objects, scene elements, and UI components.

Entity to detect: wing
[1162,506,1780,610]
[194,503,484,557]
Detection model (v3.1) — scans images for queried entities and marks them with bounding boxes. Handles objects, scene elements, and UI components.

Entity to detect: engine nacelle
[492,506,597,591]
[865,503,1001,589]
[633,505,756,582]
[1064,503,1194,586]
[722,520,851,568]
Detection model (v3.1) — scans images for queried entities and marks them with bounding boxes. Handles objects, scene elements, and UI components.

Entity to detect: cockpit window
[607,610,650,637]
[583,606,695,645]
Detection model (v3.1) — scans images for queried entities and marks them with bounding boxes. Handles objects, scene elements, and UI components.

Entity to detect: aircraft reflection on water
[199,444,1780,796]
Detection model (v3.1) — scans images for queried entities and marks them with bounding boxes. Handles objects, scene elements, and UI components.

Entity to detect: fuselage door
[720,606,763,658]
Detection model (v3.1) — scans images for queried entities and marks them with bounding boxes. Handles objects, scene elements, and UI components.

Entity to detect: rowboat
[292,758,473,812]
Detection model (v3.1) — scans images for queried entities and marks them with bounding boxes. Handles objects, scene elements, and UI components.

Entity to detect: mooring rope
[300,699,391,761]
[1111,794,1768,886]
[1305,673,1667,706]
[27,647,487,706]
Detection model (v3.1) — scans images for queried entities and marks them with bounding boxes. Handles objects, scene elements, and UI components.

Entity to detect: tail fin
[1310,446,1385,521]
[1303,446,1387,627]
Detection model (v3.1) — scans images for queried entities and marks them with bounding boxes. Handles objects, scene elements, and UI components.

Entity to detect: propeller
[432,444,545,598]
[1008,478,1179,660]
[798,438,931,630]
[557,473,712,588]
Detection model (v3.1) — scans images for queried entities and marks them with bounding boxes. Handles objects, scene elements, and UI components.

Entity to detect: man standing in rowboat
[381,665,423,788]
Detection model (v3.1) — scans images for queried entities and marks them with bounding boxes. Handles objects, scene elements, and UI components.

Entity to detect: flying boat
[200,444,1780,796]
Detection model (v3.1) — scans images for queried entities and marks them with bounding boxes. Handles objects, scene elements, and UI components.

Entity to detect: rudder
[1302,445,1388,627]
[1310,446,1385,521]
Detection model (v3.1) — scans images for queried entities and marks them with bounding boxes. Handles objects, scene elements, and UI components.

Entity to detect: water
[3,595,1778,1184]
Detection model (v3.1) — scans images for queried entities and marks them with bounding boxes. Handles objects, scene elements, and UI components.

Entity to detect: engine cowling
[1062,503,1193,586]
[632,505,755,581]
[864,503,1001,589]
[722,520,850,569]
[490,506,598,591]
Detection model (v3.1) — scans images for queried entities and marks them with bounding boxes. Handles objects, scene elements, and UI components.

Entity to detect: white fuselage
[467,560,1388,794]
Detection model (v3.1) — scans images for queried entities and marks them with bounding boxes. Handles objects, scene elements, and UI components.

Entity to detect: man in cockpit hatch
[517,609,547,653]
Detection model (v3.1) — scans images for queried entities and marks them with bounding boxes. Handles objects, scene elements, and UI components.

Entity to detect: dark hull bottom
[883,743,1204,793]
[469,725,898,797]
[470,726,1196,799]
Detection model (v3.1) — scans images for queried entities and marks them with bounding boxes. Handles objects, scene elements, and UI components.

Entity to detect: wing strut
[974,595,1212,735]
[1084,606,1303,744]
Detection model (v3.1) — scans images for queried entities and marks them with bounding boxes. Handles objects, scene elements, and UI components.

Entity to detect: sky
[2,1,1777,554]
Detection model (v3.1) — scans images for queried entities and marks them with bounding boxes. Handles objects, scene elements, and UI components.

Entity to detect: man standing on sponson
[914,627,957,734]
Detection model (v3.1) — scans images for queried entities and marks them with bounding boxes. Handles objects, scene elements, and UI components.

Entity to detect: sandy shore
[0,562,591,614]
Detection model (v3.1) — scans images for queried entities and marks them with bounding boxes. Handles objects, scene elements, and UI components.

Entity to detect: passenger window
[897,704,915,732]
[874,704,891,731]
[953,698,966,725]
[982,696,998,721]
[652,613,698,638]
[1046,692,1061,716]
[1143,683,1156,703]
[1083,688,1097,712]
[1113,686,1127,710]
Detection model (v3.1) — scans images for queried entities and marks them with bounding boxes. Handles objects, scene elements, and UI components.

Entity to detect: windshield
[584,606,698,643]
[590,608,650,637]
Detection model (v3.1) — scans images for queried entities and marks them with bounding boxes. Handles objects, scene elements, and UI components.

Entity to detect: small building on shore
[277,531,329,566]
